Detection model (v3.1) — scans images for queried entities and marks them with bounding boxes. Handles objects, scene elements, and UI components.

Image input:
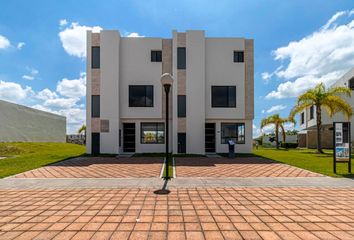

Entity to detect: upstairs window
[151,50,162,62]
[349,77,354,90]
[177,95,186,117]
[92,47,100,68]
[301,112,305,125]
[310,106,314,120]
[233,51,244,63]
[129,85,154,107]
[211,86,236,108]
[177,47,186,69]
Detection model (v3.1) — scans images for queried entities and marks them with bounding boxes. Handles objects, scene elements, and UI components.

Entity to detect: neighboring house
[299,67,354,148]
[66,134,86,145]
[0,100,66,142]
[86,30,254,155]
[262,134,298,147]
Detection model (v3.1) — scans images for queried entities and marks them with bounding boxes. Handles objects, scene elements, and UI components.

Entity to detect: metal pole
[164,85,170,179]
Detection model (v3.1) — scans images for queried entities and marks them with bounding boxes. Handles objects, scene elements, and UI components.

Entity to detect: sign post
[333,122,351,173]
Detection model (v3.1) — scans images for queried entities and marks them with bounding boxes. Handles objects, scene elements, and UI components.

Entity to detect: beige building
[298,67,354,148]
[86,30,254,155]
[0,100,66,142]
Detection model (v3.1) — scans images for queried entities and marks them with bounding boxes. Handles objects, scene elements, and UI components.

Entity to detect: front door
[178,133,186,153]
[205,123,216,152]
[123,123,135,152]
[92,133,100,155]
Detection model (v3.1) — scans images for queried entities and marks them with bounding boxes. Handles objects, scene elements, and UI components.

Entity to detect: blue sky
[0,0,354,134]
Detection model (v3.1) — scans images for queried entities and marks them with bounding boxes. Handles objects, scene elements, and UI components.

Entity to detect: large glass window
[177,47,186,69]
[92,47,100,68]
[221,123,245,144]
[129,85,154,107]
[212,86,236,108]
[151,50,162,62]
[141,123,165,144]
[233,51,244,62]
[91,95,100,117]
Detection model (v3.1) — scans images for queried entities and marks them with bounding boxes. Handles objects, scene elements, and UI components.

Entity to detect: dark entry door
[178,133,186,153]
[92,133,100,155]
[123,123,135,152]
[205,123,216,152]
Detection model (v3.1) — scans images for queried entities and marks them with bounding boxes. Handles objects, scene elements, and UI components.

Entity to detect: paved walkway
[12,157,164,178]
[175,157,322,178]
[1,177,354,189]
[0,188,354,240]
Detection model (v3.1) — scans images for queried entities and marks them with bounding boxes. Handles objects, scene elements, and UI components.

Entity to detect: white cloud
[56,73,86,98]
[22,75,34,80]
[0,80,33,102]
[22,67,39,81]
[125,32,145,38]
[36,88,58,100]
[263,105,287,114]
[59,19,68,27]
[0,35,10,49]
[253,124,262,138]
[17,42,25,49]
[43,97,79,109]
[265,10,354,99]
[59,22,102,58]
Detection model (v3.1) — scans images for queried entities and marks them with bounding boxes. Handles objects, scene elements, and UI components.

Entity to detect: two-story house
[86,30,254,155]
[298,67,354,148]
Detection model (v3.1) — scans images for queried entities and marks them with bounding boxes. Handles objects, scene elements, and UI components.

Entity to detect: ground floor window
[221,123,245,144]
[141,123,165,144]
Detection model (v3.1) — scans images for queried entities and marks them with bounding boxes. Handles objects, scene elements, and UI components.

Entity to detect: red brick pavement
[176,157,322,177]
[0,188,353,239]
[12,157,164,178]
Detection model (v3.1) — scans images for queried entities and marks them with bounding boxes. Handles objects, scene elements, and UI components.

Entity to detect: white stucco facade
[86,30,254,154]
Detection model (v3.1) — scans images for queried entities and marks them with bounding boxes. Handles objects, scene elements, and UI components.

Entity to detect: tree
[290,83,352,153]
[78,124,86,135]
[261,114,295,149]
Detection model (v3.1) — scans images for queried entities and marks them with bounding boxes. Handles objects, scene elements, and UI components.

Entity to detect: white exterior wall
[100,31,120,154]
[205,38,245,119]
[119,38,163,119]
[186,31,205,154]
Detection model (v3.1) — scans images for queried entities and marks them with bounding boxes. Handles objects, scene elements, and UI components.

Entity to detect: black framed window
[301,112,305,124]
[91,95,100,117]
[92,47,100,68]
[221,123,245,144]
[178,95,186,117]
[177,47,186,69]
[151,50,162,62]
[141,123,165,144]
[129,85,154,107]
[233,51,244,63]
[349,78,354,90]
[211,86,236,108]
[310,106,314,120]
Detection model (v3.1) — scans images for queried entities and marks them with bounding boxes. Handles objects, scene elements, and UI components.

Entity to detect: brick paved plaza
[13,157,164,178]
[0,188,354,240]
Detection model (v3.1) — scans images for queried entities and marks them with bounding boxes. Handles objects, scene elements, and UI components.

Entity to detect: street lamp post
[161,73,174,180]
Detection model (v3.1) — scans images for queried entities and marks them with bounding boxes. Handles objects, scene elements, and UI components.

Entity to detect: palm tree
[78,124,86,135]
[261,114,295,149]
[290,83,352,153]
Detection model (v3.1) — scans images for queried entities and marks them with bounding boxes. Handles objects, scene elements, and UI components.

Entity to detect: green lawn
[253,147,354,178]
[0,142,85,178]
[161,156,174,178]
